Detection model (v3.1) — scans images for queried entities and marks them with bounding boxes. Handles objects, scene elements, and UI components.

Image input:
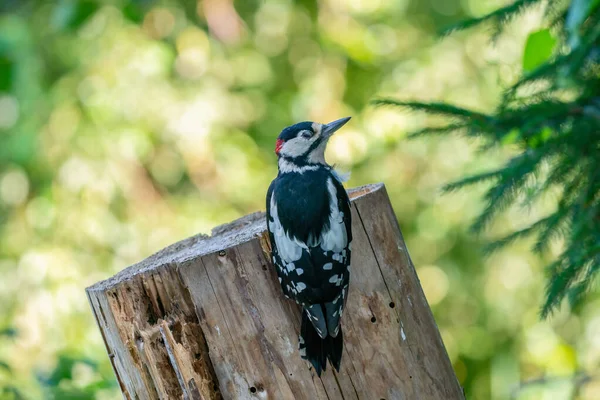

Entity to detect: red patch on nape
[275,139,284,154]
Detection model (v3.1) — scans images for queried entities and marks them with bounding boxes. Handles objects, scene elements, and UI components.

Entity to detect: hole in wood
[262,264,267,271]
[250,386,257,393]
[389,302,395,308]
[371,316,377,323]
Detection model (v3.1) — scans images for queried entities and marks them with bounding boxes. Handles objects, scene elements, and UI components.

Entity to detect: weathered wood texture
[87,183,463,400]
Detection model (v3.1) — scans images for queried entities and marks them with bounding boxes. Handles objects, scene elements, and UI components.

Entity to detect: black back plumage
[266,164,352,375]
[271,168,331,246]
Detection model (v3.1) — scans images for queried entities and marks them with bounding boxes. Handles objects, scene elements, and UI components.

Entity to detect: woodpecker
[266,117,352,376]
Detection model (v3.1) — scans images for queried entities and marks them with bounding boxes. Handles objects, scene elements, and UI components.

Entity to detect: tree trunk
[86,183,464,400]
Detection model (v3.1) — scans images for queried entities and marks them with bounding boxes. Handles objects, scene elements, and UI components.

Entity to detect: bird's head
[274,117,351,165]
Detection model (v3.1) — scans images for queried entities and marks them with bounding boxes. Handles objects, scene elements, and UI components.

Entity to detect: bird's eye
[300,130,313,139]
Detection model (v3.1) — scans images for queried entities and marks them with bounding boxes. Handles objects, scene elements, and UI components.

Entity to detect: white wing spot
[296,268,304,275]
[296,282,306,292]
[323,263,333,270]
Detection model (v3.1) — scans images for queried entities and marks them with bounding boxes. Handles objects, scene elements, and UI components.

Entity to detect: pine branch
[471,150,544,233]
[484,215,554,253]
[541,245,600,317]
[406,123,469,139]
[375,0,600,317]
[442,170,503,192]
[371,99,492,121]
[440,0,544,35]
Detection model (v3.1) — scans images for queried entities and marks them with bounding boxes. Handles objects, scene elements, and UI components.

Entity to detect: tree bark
[87,183,464,400]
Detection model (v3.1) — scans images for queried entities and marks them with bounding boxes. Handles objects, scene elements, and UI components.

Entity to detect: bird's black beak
[321,116,351,138]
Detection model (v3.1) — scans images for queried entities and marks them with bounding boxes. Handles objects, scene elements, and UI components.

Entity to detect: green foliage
[441,0,542,37]
[522,29,557,72]
[375,0,600,317]
[37,355,117,399]
[2,0,598,398]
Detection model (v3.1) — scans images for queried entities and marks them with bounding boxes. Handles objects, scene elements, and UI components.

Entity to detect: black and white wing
[266,175,352,339]
[314,175,352,337]
[266,181,314,301]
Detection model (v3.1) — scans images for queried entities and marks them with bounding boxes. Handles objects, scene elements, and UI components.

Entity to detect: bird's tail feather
[299,309,343,376]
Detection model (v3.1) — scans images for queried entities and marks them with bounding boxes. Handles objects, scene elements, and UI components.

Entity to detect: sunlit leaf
[522,29,556,72]
[501,129,520,145]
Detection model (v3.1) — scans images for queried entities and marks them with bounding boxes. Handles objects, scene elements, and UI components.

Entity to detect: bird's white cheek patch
[281,137,311,158]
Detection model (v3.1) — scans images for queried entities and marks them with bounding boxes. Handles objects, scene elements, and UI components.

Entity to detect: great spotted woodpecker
[266,117,352,376]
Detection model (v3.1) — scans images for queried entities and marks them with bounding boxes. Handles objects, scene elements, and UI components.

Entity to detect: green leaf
[501,128,520,145]
[522,29,557,72]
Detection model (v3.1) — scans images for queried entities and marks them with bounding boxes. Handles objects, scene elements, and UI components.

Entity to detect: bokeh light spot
[0,95,20,129]
[417,265,449,305]
[143,7,176,39]
[26,197,56,230]
[0,167,29,205]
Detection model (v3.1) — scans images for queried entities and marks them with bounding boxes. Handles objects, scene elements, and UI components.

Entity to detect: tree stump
[86,183,463,400]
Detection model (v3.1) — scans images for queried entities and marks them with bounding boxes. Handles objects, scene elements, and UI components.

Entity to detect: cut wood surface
[87,183,464,400]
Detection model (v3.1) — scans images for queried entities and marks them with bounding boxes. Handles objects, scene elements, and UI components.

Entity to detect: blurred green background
[1,0,599,399]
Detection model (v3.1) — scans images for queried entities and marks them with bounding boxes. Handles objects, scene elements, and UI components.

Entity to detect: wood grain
[87,183,463,400]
